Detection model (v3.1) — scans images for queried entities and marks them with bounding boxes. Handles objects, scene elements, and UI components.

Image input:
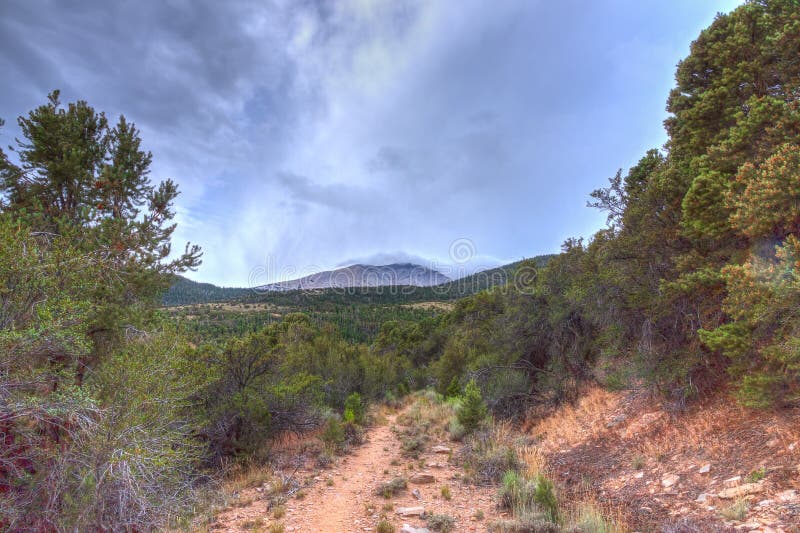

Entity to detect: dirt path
[282,416,399,531]
[214,411,506,532]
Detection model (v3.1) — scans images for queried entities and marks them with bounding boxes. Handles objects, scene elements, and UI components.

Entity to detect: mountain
[257,263,450,291]
[162,255,555,307]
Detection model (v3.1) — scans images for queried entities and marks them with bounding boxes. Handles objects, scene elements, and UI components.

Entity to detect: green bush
[344,391,366,424]
[457,380,488,433]
[321,416,346,453]
[499,470,560,525]
[445,376,462,398]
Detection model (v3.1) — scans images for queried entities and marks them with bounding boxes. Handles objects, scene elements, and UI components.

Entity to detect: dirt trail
[215,411,505,532]
[283,416,400,531]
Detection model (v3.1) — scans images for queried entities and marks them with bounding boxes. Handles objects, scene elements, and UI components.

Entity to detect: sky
[0,0,743,286]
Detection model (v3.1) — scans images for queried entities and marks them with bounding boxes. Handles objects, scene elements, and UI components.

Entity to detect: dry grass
[460,420,522,484]
[397,390,456,438]
[526,387,621,451]
[565,501,628,533]
[518,445,547,478]
[632,393,800,463]
[223,464,274,493]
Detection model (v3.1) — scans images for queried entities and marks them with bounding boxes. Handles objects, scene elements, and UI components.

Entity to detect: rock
[698,463,711,474]
[757,499,774,507]
[767,438,780,448]
[401,525,430,533]
[717,482,764,499]
[606,413,627,428]
[777,489,797,502]
[695,493,710,503]
[661,474,680,488]
[396,506,425,517]
[431,445,452,454]
[411,488,422,500]
[634,471,644,479]
[410,473,436,484]
[624,411,664,438]
[724,476,742,488]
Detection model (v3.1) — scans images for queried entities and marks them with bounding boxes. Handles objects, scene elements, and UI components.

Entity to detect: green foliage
[499,470,560,526]
[445,376,462,398]
[0,93,202,529]
[321,416,346,453]
[745,467,767,483]
[457,380,488,433]
[344,392,366,424]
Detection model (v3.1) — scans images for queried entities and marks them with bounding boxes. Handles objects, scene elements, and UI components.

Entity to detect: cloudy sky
[0,0,741,286]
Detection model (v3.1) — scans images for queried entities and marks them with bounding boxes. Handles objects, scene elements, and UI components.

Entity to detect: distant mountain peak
[257,263,450,291]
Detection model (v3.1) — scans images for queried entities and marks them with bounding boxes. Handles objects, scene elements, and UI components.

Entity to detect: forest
[1,1,799,529]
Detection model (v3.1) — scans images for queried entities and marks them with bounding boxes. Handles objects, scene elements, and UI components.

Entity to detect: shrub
[344,392,366,424]
[343,420,365,446]
[745,467,766,483]
[321,416,346,453]
[448,418,467,441]
[445,376,462,398]
[440,485,452,500]
[375,477,407,498]
[499,470,559,525]
[533,475,559,523]
[376,519,395,533]
[427,513,456,532]
[457,380,488,433]
[461,428,521,484]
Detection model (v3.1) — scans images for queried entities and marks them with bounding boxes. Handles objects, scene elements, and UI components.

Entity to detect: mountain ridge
[257,262,450,291]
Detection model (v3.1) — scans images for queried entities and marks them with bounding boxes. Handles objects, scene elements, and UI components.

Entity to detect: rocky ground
[529,387,800,532]
[212,410,507,533]
[211,387,800,533]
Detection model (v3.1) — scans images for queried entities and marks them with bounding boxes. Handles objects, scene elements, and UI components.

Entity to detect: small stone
[758,499,774,507]
[411,488,422,500]
[634,471,644,479]
[767,438,780,448]
[695,493,710,503]
[661,473,680,488]
[401,525,430,533]
[724,476,742,488]
[777,489,797,502]
[410,473,436,484]
[431,445,452,454]
[717,482,764,499]
[397,506,425,517]
[698,463,711,474]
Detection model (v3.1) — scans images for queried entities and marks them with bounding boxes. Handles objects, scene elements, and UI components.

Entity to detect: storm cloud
[0,0,741,285]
